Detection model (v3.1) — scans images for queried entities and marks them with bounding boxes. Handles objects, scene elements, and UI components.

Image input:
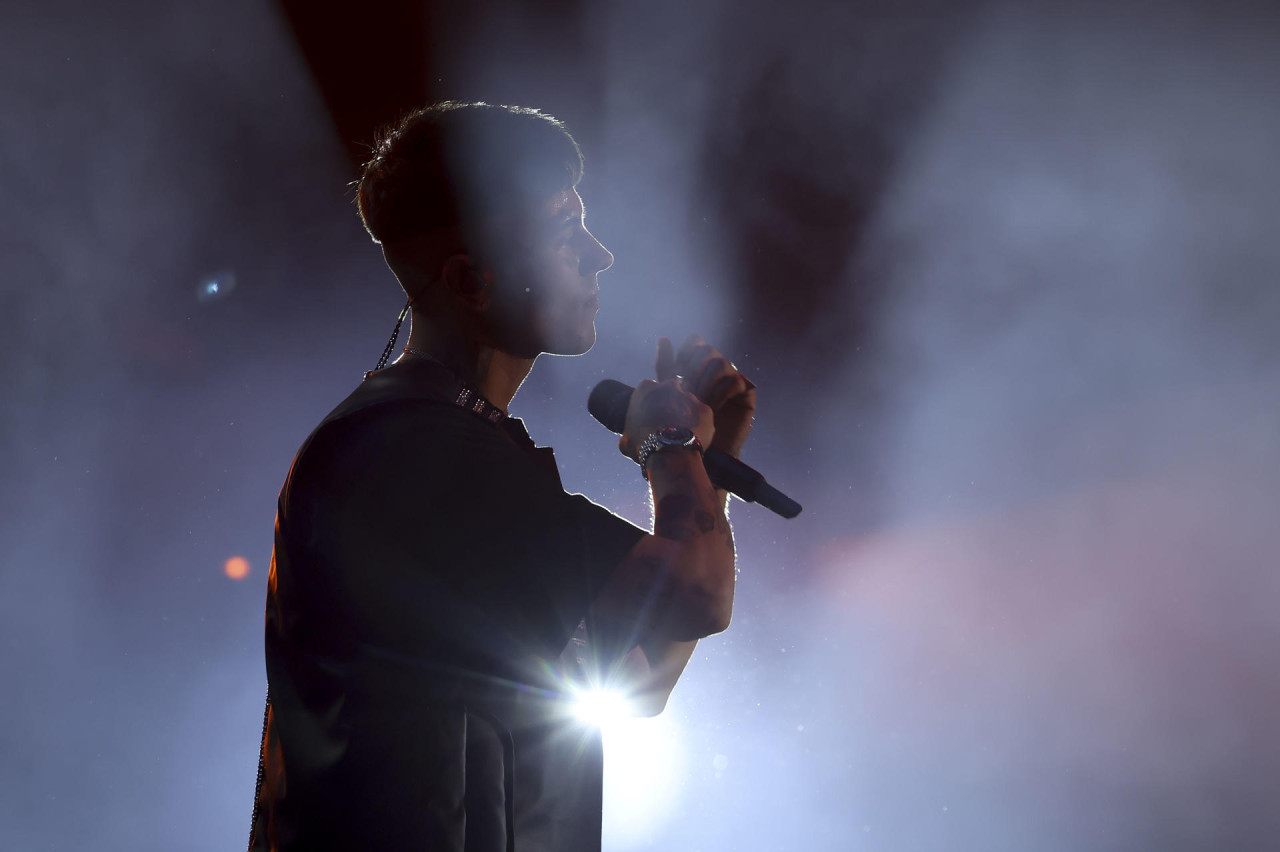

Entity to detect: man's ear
[440,254,491,310]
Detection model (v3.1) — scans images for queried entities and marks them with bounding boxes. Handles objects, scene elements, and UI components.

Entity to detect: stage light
[197,269,236,303]
[572,687,632,728]
[599,703,686,847]
[224,556,250,580]
[560,685,685,843]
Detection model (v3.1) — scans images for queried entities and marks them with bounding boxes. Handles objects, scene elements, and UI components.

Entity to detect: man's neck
[400,324,535,413]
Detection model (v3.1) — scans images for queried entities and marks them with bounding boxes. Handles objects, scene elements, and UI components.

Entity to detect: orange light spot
[224,556,251,580]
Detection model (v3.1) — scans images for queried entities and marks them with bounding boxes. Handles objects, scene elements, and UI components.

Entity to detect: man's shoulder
[320,357,462,427]
[289,359,509,484]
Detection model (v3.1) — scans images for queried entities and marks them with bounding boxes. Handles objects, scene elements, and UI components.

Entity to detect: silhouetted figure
[248,102,755,852]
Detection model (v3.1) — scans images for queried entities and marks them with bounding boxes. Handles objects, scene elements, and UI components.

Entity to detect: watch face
[658,426,694,445]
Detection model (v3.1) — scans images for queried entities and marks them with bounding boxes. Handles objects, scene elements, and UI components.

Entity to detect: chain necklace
[402,346,444,366]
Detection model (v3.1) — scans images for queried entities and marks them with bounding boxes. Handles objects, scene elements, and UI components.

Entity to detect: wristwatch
[637,426,704,480]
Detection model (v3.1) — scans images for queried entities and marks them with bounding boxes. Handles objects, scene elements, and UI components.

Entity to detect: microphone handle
[587,378,801,518]
[703,448,802,519]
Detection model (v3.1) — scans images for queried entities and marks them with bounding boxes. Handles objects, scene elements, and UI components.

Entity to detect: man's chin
[515,319,597,358]
[549,339,595,358]
[575,326,598,355]
[548,326,597,357]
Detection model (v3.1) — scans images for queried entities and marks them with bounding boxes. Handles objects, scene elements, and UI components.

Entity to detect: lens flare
[224,556,250,580]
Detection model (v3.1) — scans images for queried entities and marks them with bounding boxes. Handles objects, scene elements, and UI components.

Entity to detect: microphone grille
[587,379,634,434]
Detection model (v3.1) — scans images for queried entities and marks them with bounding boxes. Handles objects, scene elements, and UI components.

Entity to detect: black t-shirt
[252,358,645,851]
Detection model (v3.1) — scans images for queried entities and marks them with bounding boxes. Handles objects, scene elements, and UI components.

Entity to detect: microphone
[588,379,802,519]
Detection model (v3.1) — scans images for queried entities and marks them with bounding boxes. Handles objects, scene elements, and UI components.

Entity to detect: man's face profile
[484,186,614,359]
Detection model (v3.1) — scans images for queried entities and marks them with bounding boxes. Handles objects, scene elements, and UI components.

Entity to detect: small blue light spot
[197,269,236,303]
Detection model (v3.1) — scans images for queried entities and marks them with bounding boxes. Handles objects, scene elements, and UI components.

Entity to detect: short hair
[356,101,584,246]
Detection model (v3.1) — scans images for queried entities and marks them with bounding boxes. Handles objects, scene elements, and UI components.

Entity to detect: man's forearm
[645,447,736,634]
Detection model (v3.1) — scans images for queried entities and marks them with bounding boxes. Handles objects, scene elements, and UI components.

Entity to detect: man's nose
[583,232,614,275]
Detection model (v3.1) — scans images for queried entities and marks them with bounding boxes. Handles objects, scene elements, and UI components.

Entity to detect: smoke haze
[3,0,1277,849]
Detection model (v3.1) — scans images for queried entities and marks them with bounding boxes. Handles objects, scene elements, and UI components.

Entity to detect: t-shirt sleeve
[284,400,645,670]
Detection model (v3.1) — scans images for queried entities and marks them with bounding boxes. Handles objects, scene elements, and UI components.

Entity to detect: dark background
[3,0,1279,849]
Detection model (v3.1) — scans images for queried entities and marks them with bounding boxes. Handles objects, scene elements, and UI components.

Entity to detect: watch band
[637,426,704,480]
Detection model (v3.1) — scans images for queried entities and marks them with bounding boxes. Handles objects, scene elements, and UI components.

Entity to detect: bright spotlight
[600,703,686,847]
[572,688,632,728]
[563,684,687,843]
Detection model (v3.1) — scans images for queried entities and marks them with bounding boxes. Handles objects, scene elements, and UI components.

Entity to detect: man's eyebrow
[545,193,584,229]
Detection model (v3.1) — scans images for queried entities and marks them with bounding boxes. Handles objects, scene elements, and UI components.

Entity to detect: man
[250,101,754,851]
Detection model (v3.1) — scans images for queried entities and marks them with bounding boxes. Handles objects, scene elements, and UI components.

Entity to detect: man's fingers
[706,373,751,410]
[668,333,753,406]
[675,334,710,377]
[684,355,724,399]
[655,337,677,381]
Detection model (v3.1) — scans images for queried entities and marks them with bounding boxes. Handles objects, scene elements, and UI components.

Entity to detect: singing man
[249,101,754,851]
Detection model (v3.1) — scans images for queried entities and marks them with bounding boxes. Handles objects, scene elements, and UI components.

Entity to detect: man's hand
[592,336,744,699]
[618,378,715,463]
[657,335,756,459]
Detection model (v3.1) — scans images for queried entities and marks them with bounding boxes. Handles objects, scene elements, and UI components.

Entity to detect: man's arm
[589,447,733,714]
[591,336,755,715]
